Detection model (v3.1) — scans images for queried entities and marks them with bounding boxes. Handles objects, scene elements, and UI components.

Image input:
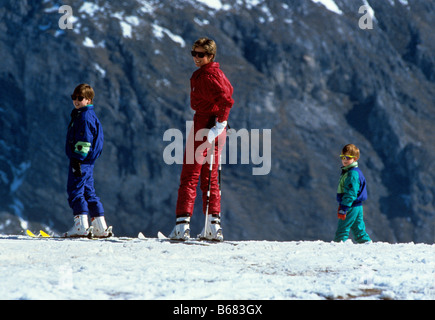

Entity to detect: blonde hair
[342,144,360,159]
[192,37,217,62]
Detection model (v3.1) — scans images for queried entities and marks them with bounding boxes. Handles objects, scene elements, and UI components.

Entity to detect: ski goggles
[71,95,85,101]
[340,154,357,160]
[191,50,208,58]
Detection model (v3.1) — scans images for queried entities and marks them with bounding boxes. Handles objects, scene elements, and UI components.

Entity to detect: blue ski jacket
[66,105,103,164]
[336,162,367,209]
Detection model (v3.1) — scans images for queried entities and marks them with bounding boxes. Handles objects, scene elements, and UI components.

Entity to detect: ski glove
[337,205,348,220]
[71,158,82,178]
[207,120,227,143]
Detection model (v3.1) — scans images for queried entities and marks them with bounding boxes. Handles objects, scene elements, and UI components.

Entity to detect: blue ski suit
[66,105,104,217]
[334,162,371,243]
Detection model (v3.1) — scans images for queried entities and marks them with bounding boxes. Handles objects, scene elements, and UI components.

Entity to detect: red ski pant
[176,114,226,217]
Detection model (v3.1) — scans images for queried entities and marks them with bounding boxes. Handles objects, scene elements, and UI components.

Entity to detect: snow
[194,17,210,26]
[125,15,140,27]
[78,2,101,17]
[152,24,186,47]
[43,4,60,13]
[0,235,433,300]
[83,37,96,48]
[311,0,343,15]
[120,21,133,38]
[93,63,106,78]
[194,0,224,10]
[194,0,271,11]
[138,0,156,14]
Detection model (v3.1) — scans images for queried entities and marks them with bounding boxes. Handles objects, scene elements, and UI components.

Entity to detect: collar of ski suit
[201,62,220,70]
[341,161,358,172]
[193,62,220,78]
[79,104,94,111]
[71,105,94,116]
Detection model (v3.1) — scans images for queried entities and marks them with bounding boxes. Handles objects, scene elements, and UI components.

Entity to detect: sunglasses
[71,95,85,101]
[191,51,208,58]
[340,155,357,160]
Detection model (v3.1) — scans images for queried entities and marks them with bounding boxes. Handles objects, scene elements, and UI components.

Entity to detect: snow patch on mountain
[311,0,343,15]
[152,24,186,47]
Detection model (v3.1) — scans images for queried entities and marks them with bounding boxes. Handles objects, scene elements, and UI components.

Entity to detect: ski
[25,230,236,245]
[25,229,86,239]
[25,230,52,238]
[25,229,126,241]
[156,231,203,242]
[157,231,169,240]
[151,231,237,246]
[136,231,210,246]
[26,230,40,238]
[39,230,51,238]
[156,231,211,246]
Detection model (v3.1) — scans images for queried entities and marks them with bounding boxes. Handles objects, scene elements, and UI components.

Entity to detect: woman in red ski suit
[170,38,234,241]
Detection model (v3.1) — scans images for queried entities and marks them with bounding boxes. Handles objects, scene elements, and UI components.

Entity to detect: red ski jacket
[190,62,234,123]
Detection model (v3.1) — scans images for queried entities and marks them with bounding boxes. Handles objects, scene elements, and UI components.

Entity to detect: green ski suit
[334,162,371,243]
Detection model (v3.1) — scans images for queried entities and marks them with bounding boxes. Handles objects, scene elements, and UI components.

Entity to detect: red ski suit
[176,62,234,217]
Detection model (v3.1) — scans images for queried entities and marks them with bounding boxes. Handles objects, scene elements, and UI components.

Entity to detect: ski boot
[169,216,191,241]
[199,213,223,242]
[63,215,93,238]
[91,216,113,238]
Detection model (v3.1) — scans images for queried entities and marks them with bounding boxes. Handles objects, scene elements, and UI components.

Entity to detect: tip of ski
[157,231,168,240]
[26,229,39,238]
[25,230,51,238]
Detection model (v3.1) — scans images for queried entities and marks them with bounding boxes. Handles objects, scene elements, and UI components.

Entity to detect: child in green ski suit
[334,144,371,243]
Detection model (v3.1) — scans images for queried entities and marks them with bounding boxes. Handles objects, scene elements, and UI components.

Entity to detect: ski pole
[218,153,222,197]
[204,139,215,238]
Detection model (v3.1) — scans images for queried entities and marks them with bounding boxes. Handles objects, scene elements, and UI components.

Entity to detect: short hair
[72,84,95,102]
[342,144,360,159]
[192,37,217,62]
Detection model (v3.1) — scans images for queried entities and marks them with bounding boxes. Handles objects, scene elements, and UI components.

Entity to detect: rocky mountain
[0,0,434,243]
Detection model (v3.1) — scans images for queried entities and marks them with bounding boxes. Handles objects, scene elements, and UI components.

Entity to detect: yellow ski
[39,230,51,238]
[26,230,38,237]
[26,229,51,238]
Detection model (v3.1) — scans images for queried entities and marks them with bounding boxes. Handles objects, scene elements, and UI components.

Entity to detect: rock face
[0,0,434,242]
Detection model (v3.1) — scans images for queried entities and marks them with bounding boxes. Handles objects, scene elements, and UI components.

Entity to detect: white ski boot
[63,215,93,238]
[169,216,191,240]
[91,216,113,238]
[199,214,223,241]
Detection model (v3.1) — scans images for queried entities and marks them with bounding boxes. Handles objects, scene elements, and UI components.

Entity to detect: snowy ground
[0,234,433,301]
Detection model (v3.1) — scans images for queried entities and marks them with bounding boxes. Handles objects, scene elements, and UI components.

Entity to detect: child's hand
[337,206,347,220]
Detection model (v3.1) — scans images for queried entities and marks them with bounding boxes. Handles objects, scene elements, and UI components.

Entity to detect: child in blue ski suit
[64,84,111,237]
[334,144,371,243]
